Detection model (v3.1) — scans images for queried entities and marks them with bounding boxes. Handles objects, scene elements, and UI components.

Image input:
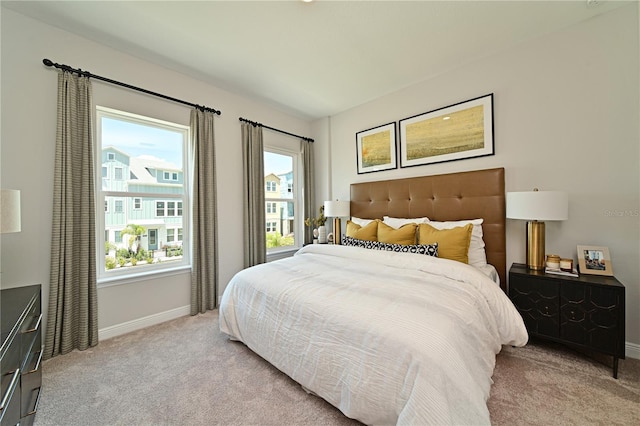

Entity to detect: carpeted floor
[35,310,639,425]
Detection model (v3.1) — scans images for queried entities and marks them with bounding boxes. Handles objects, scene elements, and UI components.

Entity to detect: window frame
[96,106,191,285]
[264,146,303,258]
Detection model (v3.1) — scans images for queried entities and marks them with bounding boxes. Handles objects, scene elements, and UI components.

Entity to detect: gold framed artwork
[577,245,614,276]
[399,94,494,168]
[356,122,397,174]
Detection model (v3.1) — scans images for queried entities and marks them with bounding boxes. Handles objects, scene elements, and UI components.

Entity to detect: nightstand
[509,263,625,378]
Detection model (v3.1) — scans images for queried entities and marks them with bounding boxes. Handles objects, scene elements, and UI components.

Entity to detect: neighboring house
[277,171,294,237]
[103,146,183,253]
[264,171,295,237]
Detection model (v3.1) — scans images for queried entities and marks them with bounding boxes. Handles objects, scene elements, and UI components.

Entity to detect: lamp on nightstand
[507,189,568,271]
[323,200,350,245]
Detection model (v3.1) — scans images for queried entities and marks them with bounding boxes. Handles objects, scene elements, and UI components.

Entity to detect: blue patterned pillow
[342,235,438,257]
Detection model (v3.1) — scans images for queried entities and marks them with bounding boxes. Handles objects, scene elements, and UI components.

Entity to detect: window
[97,106,189,280]
[155,200,182,217]
[266,221,277,233]
[264,149,301,254]
[163,171,179,181]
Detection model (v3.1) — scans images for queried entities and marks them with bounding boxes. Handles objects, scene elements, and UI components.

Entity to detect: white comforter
[219,244,528,425]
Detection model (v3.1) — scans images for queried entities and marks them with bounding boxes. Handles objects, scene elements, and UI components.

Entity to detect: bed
[219,167,528,425]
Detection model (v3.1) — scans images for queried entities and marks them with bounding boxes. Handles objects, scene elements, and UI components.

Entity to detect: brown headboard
[350,167,506,290]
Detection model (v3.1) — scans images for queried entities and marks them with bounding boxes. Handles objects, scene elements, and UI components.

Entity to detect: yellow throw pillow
[346,219,378,241]
[377,221,417,245]
[417,223,473,263]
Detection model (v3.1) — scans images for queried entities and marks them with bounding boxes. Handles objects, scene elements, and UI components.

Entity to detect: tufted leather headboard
[350,167,506,291]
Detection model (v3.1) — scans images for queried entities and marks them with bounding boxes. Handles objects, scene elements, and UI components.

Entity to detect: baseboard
[626,341,640,360]
[98,305,191,341]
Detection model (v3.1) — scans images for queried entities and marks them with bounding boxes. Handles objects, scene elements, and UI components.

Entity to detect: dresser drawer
[1,285,42,426]
[0,369,21,426]
[561,282,622,355]
[509,274,560,338]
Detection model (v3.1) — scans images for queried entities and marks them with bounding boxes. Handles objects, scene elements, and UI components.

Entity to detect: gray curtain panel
[301,139,315,245]
[241,122,266,267]
[44,71,98,359]
[189,109,218,314]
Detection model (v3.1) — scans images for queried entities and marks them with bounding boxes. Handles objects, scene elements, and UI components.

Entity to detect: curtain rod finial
[43,58,53,67]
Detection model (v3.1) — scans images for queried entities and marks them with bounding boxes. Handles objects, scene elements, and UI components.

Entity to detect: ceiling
[2,0,629,119]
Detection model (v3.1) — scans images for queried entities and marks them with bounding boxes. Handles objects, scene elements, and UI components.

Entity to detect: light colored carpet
[35,310,639,425]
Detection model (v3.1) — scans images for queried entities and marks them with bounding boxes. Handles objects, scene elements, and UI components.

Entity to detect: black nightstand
[509,263,625,378]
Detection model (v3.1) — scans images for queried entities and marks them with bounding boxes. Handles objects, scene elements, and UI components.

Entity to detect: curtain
[302,139,315,245]
[189,109,218,314]
[44,71,98,359]
[241,122,266,267]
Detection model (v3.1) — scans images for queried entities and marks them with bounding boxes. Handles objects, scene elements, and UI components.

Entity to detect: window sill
[98,264,191,288]
[267,247,299,262]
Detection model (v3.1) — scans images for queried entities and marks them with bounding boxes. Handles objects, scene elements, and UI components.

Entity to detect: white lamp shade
[506,191,568,221]
[323,200,350,218]
[0,189,21,233]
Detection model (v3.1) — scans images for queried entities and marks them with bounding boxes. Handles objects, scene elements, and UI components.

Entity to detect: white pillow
[382,216,430,229]
[426,218,487,268]
[350,216,375,227]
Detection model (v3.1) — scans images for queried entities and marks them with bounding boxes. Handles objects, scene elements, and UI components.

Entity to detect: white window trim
[96,106,190,284]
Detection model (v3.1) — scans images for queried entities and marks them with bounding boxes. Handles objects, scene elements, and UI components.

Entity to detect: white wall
[316,4,640,349]
[0,9,311,335]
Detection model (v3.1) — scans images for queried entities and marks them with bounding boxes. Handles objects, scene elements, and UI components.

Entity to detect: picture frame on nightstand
[577,245,614,276]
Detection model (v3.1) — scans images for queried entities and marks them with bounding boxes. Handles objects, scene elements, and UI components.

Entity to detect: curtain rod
[239,117,314,142]
[42,59,221,115]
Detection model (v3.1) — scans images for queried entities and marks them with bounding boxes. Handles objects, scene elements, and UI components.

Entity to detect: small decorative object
[560,258,573,272]
[577,245,614,276]
[327,232,334,244]
[399,94,494,168]
[546,254,561,270]
[356,122,397,174]
[306,206,327,243]
[317,225,327,244]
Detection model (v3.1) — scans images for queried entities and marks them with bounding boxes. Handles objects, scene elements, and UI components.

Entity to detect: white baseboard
[626,341,640,360]
[98,305,191,341]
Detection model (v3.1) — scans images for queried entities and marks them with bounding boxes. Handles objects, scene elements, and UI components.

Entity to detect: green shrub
[117,248,130,259]
[105,256,116,270]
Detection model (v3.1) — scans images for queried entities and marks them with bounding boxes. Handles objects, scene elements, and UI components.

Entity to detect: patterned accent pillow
[342,235,438,257]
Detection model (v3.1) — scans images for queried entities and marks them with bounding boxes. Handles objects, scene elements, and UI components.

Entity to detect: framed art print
[399,94,494,168]
[356,122,397,174]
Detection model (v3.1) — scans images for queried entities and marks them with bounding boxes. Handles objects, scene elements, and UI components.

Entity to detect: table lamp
[0,189,21,234]
[506,189,568,270]
[323,200,350,245]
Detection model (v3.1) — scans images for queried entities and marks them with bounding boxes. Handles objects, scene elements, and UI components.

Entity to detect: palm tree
[121,224,146,256]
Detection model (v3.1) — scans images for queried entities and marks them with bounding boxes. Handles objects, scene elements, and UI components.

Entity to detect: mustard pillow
[377,221,417,245]
[417,223,473,263]
[346,219,378,241]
